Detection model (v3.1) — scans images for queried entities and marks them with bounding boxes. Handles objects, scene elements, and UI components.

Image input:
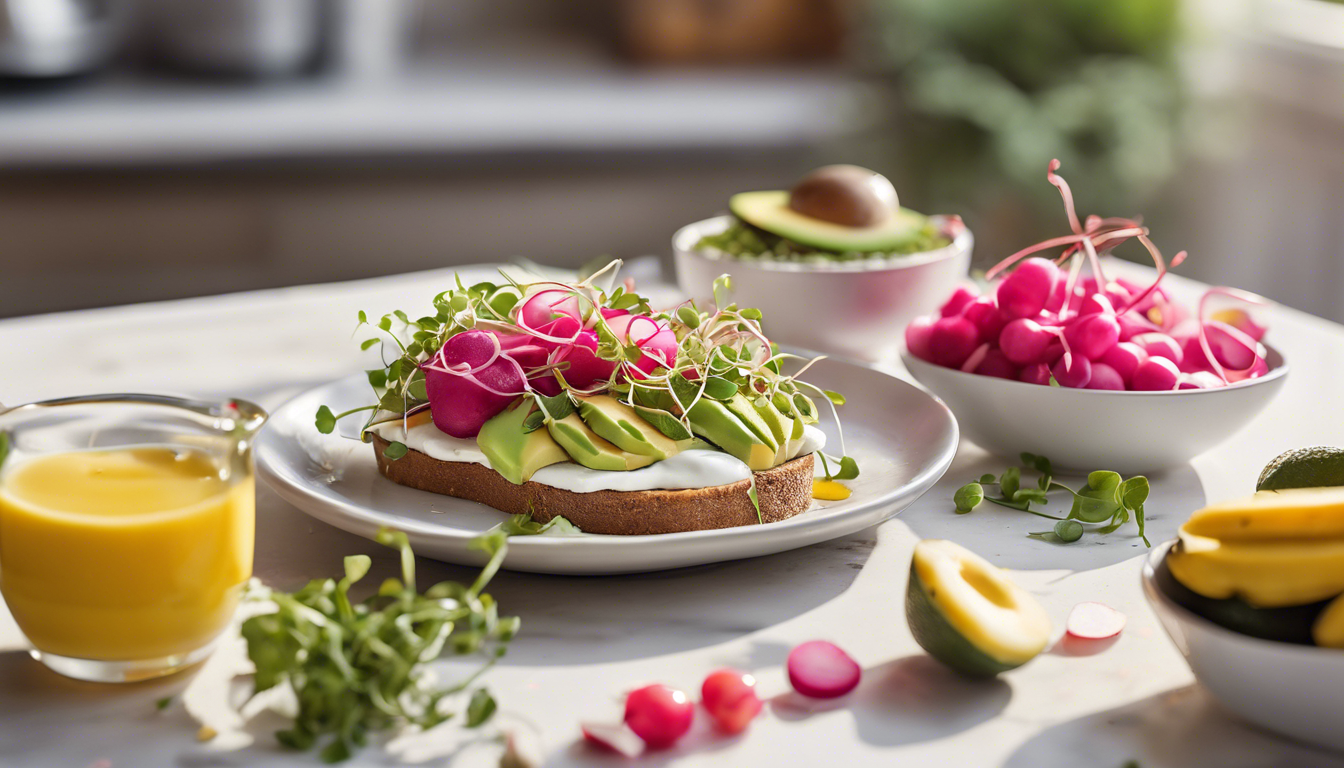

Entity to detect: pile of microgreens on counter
[315,261,858,484]
[954,453,1150,546]
[236,527,517,763]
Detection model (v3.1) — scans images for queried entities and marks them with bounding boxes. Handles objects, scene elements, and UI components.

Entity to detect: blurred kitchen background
[0,0,1341,321]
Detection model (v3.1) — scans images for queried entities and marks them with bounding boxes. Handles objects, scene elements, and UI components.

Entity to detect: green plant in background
[866,0,1184,259]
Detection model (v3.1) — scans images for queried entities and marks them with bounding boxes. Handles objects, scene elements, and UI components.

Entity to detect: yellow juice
[0,446,254,661]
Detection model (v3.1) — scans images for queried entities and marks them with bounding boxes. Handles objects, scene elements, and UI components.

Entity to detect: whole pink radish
[999,318,1055,365]
[701,669,762,734]
[1178,336,1216,374]
[928,316,980,368]
[1051,355,1092,388]
[1178,371,1225,389]
[1117,311,1160,341]
[905,315,935,361]
[1103,281,1133,309]
[604,312,679,378]
[1212,308,1266,341]
[963,297,1006,343]
[518,288,582,328]
[1243,356,1270,380]
[959,343,990,373]
[1063,313,1120,360]
[974,350,1017,379]
[1100,342,1147,383]
[424,330,527,438]
[1130,332,1183,366]
[1019,362,1052,386]
[997,258,1060,319]
[1200,320,1261,370]
[1045,279,1066,314]
[532,315,617,390]
[939,285,979,317]
[1079,293,1115,317]
[623,685,694,749]
[1131,356,1180,391]
[1086,362,1126,390]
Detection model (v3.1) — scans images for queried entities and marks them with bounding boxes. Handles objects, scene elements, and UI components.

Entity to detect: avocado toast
[316,262,856,535]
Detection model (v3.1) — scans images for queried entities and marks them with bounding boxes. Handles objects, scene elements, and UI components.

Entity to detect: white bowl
[674,215,973,363]
[1142,541,1344,752]
[902,347,1288,474]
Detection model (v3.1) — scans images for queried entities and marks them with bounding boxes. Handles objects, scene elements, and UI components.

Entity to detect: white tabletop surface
[2,262,1344,768]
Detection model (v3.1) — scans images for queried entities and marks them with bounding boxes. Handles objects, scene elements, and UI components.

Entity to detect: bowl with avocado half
[674,165,972,363]
[1141,484,1344,752]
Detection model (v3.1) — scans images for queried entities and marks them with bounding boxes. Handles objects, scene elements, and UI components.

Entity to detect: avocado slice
[686,399,776,471]
[547,413,655,472]
[723,393,783,464]
[1154,546,1326,645]
[748,396,799,464]
[905,540,1052,678]
[1316,594,1344,648]
[476,399,569,485]
[730,190,931,253]
[1168,530,1344,608]
[577,394,687,460]
[1182,487,1344,541]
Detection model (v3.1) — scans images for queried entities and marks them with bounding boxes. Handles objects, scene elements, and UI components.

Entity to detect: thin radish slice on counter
[1066,602,1127,639]
[581,722,645,757]
[787,641,862,699]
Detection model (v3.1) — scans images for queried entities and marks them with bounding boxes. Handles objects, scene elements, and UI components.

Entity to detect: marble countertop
[2,262,1344,767]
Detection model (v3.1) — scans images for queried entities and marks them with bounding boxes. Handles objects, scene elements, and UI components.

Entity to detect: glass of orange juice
[0,394,266,682]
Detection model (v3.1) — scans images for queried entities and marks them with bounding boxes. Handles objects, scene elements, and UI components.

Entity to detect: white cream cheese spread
[368,419,826,494]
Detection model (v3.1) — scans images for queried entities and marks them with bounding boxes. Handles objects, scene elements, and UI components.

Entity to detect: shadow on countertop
[1002,685,1344,768]
[255,481,874,667]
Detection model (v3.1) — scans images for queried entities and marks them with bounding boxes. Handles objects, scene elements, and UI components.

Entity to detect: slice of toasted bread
[370,435,814,535]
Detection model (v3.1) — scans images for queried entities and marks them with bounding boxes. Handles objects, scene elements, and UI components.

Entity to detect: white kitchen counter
[1,263,1343,767]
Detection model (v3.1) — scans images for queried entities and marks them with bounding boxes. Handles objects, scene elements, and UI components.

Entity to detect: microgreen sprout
[954,453,1150,545]
[314,262,856,482]
[239,526,517,763]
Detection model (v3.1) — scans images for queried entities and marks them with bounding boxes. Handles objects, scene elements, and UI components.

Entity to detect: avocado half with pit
[729,165,930,253]
[906,539,1052,677]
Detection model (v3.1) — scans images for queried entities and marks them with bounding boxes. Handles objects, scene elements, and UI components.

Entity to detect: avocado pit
[787,165,899,228]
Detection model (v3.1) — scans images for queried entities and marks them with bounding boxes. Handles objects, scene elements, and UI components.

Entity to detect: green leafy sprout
[240,527,517,763]
[953,453,1150,546]
[313,261,857,489]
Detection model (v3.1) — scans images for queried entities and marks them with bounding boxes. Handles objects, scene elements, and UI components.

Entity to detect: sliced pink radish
[581,721,644,757]
[1066,602,1126,640]
[786,640,861,699]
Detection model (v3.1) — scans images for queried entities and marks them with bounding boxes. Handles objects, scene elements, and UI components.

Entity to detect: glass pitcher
[0,394,266,682]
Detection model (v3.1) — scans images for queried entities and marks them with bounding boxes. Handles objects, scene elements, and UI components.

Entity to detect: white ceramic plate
[256,356,958,575]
